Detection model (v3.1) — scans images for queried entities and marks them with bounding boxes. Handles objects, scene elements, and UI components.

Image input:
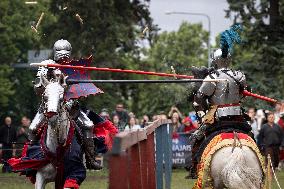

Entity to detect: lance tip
[30,62,47,67]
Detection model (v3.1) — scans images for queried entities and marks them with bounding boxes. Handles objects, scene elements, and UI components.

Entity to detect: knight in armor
[30,39,104,170]
[188,24,252,178]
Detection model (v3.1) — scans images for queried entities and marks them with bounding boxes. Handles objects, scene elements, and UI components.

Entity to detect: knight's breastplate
[209,71,242,117]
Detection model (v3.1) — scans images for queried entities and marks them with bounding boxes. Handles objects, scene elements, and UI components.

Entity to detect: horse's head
[41,74,67,119]
[41,74,70,146]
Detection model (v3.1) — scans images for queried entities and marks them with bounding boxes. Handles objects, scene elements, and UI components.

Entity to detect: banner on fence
[172,133,192,167]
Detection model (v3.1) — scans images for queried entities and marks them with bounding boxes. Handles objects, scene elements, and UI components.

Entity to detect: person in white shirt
[124,117,141,131]
[247,108,259,142]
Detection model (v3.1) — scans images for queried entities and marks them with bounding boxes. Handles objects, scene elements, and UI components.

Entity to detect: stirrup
[86,160,102,170]
[187,164,198,179]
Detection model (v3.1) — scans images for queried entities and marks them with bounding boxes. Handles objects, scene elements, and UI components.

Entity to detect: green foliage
[134,22,208,116]
[0,1,208,120]
[39,0,159,115]
[147,22,208,74]
[46,0,156,61]
[0,65,14,108]
[226,0,284,109]
[0,0,54,120]
[0,0,158,120]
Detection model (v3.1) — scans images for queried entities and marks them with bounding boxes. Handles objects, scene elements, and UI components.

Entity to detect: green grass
[1,168,284,188]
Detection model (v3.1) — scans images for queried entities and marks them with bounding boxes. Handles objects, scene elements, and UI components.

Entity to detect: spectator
[168,107,182,134]
[152,115,158,121]
[112,114,122,132]
[172,116,181,134]
[168,106,183,120]
[100,108,110,120]
[124,117,141,131]
[112,104,129,131]
[0,116,17,173]
[170,110,183,128]
[277,102,284,129]
[15,116,30,157]
[274,103,282,124]
[258,112,284,169]
[27,118,31,126]
[255,109,266,131]
[135,118,140,125]
[140,115,150,128]
[277,102,284,169]
[178,117,196,133]
[158,114,168,120]
[128,112,135,118]
[247,108,259,141]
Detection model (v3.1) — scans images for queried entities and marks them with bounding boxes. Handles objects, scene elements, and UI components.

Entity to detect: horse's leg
[210,148,228,189]
[35,172,46,189]
[35,164,56,189]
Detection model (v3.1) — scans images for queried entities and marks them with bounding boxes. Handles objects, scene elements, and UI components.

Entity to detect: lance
[30,63,194,79]
[67,79,228,84]
[30,63,278,104]
[242,90,278,104]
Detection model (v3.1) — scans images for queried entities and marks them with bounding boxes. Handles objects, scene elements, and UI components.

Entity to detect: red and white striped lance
[30,62,194,79]
[30,63,278,104]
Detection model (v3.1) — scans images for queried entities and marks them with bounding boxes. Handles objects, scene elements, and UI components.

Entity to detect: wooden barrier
[109,119,172,189]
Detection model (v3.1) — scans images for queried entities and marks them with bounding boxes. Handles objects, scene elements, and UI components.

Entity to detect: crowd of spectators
[0,116,30,172]
[2,102,284,173]
[108,103,284,171]
[106,104,199,135]
[246,104,284,170]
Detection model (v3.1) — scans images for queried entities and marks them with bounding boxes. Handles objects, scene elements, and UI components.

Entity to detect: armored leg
[29,110,45,143]
[76,110,102,170]
[187,124,208,179]
[30,110,45,132]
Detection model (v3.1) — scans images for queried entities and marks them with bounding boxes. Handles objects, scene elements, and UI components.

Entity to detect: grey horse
[210,146,263,189]
[35,75,73,189]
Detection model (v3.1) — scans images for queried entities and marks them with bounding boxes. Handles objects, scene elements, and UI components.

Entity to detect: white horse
[35,75,74,189]
[193,131,265,189]
[210,145,263,189]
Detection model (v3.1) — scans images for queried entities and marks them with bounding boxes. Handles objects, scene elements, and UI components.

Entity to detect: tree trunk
[269,0,280,27]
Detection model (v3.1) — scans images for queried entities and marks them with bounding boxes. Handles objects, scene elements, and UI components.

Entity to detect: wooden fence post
[129,143,143,189]
[155,123,173,189]
[109,119,172,189]
[155,125,164,189]
[146,133,156,189]
[109,153,129,189]
[164,124,173,189]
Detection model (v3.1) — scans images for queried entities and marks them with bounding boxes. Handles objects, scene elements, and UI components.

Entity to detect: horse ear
[52,69,62,82]
[41,74,49,87]
[59,75,68,88]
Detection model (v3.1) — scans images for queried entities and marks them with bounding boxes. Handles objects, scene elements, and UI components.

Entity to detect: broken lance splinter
[30,63,278,104]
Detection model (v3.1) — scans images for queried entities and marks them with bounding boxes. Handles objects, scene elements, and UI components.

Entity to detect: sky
[149,0,233,44]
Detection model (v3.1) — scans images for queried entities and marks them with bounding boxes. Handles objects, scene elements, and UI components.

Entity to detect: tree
[0,0,158,120]
[0,0,54,120]
[226,0,284,109]
[135,22,209,115]
[42,0,159,114]
[0,1,209,120]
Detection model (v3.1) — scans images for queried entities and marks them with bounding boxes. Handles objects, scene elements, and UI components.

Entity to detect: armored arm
[238,71,247,91]
[193,75,216,113]
[33,59,56,95]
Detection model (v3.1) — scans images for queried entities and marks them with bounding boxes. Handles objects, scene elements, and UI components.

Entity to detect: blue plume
[220,24,243,58]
